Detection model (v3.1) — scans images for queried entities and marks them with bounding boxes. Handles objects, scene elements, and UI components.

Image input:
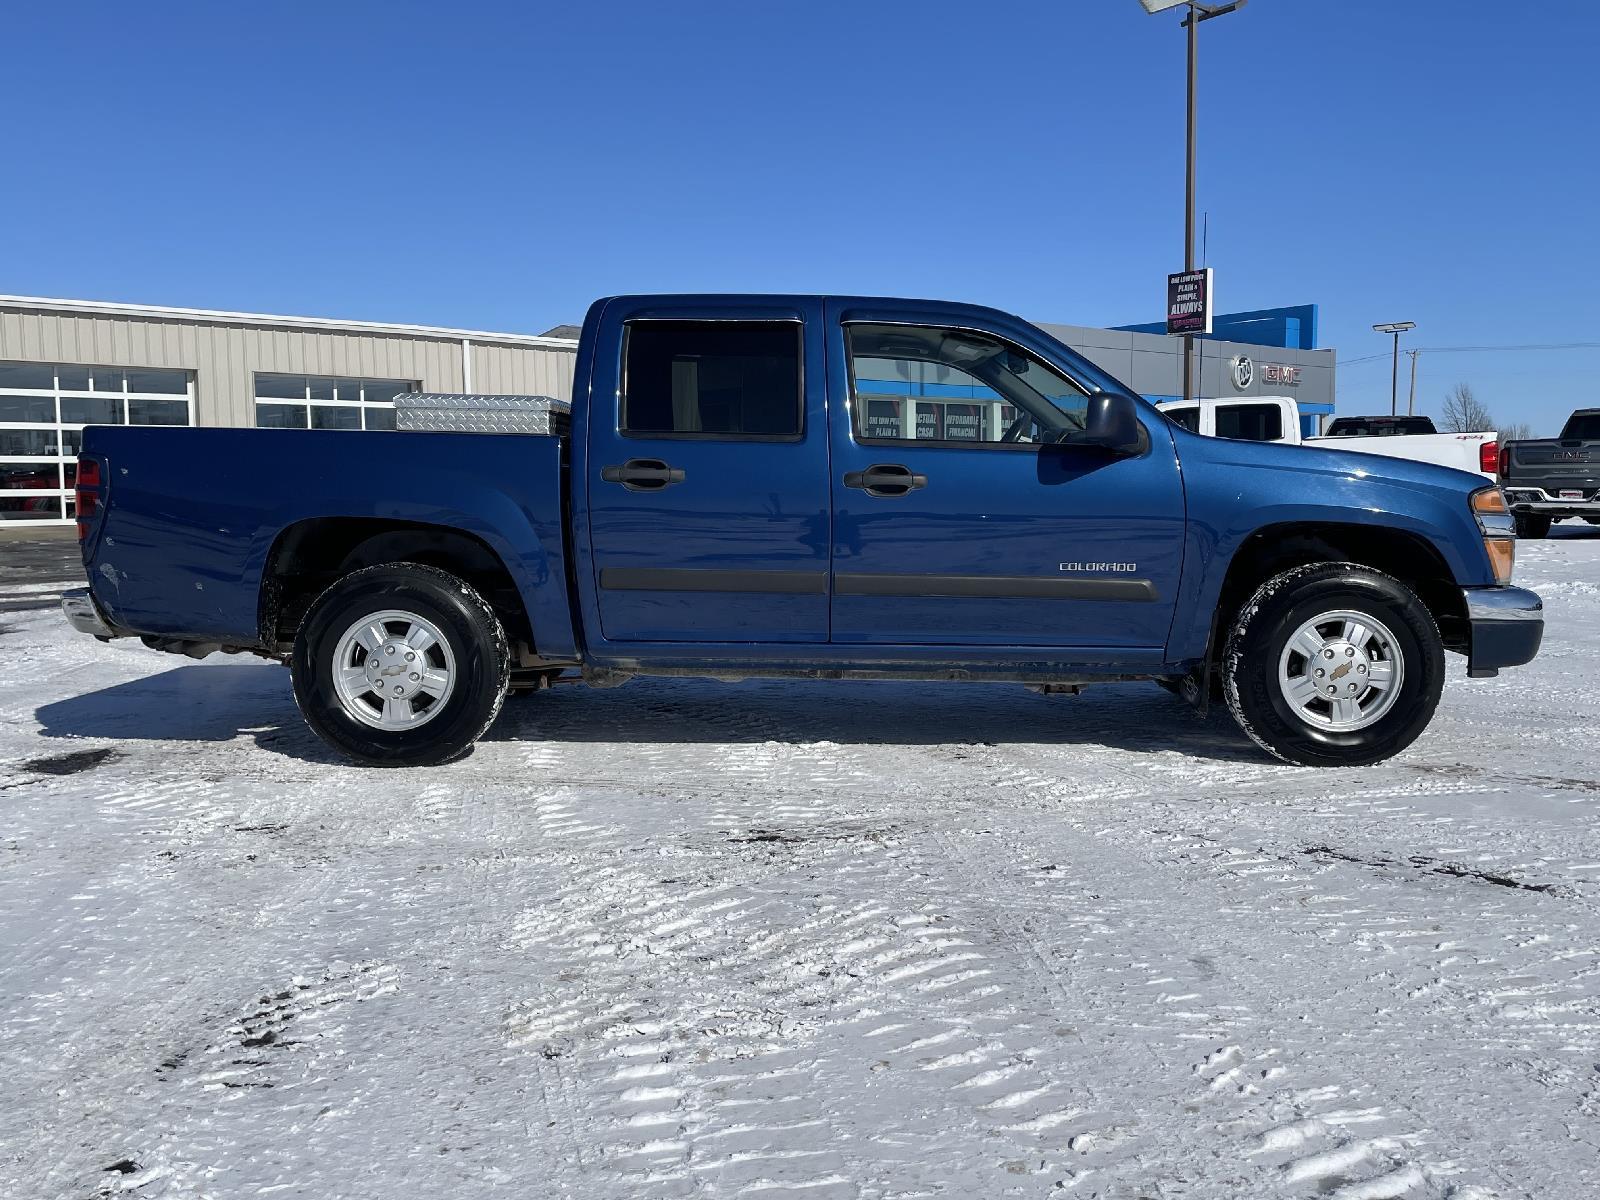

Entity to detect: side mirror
[1079,392,1144,455]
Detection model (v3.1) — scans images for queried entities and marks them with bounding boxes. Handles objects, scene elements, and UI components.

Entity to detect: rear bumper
[1461,585,1543,678]
[61,588,119,639]
[1504,486,1600,514]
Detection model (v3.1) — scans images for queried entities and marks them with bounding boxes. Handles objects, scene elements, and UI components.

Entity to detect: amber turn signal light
[1483,538,1514,585]
[1470,488,1508,516]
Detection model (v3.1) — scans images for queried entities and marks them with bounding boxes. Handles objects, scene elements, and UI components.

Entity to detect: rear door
[583,297,831,644]
[826,301,1185,649]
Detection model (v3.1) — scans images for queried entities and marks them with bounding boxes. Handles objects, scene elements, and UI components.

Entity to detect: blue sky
[5,1,1596,433]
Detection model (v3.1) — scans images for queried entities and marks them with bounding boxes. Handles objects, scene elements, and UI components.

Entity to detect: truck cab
[64,294,1544,769]
[1156,396,1300,443]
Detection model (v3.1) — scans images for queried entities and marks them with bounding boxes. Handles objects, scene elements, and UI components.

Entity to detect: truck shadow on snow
[35,661,1266,764]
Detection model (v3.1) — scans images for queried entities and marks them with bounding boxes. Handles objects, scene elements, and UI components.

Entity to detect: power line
[1341,341,1600,367]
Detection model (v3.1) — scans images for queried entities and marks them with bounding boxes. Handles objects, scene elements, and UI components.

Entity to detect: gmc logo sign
[1261,364,1302,386]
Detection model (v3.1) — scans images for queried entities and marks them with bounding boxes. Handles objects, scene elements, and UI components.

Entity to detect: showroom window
[0,361,193,523]
[254,374,414,431]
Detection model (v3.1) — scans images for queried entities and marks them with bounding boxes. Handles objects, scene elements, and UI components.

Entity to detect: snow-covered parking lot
[3,534,1599,1200]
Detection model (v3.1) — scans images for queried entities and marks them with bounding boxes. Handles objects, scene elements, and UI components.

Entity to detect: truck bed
[77,425,574,651]
[1305,430,1497,479]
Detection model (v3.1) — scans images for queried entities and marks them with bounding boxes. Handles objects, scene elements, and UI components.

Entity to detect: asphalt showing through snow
[0,534,81,613]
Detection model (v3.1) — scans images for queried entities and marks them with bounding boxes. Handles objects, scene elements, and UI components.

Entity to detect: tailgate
[1506,439,1600,489]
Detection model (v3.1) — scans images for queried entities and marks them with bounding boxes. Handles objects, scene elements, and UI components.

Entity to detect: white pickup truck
[1157,396,1498,479]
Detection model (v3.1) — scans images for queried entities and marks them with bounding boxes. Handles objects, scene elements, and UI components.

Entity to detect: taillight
[1479,440,1499,474]
[75,456,101,541]
[1497,442,1511,480]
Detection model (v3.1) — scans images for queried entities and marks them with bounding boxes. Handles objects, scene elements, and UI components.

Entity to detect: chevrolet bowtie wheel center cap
[1277,609,1404,732]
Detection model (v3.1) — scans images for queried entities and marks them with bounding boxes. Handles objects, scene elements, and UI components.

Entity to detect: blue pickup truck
[62,295,1543,768]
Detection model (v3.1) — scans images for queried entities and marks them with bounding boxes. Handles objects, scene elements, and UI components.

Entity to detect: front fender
[1168,434,1494,663]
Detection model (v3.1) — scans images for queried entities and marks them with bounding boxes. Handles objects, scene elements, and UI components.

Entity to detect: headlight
[1471,486,1515,584]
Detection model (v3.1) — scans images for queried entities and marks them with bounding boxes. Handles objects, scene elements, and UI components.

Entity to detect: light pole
[1372,321,1416,416]
[1139,0,1247,405]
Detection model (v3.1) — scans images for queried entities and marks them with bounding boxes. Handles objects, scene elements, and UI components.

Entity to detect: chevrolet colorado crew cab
[62,295,1544,768]
[1499,408,1600,537]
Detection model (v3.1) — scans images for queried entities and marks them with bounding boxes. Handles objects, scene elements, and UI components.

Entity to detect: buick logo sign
[1231,355,1255,391]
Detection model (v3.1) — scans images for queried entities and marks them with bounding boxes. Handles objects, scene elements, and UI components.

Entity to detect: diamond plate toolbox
[393,393,572,436]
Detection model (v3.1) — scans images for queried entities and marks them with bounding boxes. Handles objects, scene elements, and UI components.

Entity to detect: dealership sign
[1166,268,1213,336]
[1230,356,1302,391]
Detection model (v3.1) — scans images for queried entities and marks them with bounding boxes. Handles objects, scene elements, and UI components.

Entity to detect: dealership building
[0,294,1333,525]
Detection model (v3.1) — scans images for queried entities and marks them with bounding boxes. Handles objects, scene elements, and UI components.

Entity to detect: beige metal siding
[471,340,578,400]
[0,305,580,428]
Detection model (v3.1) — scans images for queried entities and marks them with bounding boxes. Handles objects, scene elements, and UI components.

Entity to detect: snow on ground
[2,532,1599,1200]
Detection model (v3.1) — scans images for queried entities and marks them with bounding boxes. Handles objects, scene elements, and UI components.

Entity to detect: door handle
[843,463,927,498]
[601,458,687,492]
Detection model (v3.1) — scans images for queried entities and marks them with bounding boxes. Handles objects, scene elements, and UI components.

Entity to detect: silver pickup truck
[1500,409,1600,538]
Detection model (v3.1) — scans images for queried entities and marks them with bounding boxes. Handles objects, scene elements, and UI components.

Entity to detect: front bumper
[1461,585,1543,678]
[61,588,119,639]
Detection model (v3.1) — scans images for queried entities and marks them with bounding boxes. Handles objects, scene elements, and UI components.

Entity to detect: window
[0,359,194,524]
[1215,403,1284,442]
[847,324,1089,446]
[1164,406,1201,433]
[1324,416,1437,437]
[252,374,415,431]
[621,321,801,438]
[1560,413,1600,440]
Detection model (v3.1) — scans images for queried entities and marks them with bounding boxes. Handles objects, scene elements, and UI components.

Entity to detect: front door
[585,298,831,644]
[826,301,1185,649]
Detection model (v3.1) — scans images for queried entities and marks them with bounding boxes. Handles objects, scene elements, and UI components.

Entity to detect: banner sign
[1166,268,1213,336]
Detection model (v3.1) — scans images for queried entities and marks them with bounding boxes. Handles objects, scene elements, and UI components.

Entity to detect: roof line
[0,294,580,348]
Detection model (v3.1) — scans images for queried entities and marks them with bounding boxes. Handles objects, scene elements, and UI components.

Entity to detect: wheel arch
[1205,522,1468,668]
[260,517,536,654]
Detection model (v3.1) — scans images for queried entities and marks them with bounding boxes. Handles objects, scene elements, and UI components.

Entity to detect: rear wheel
[1514,513,1552,539]
[291,562,509,766]
[1222,562,1444,767]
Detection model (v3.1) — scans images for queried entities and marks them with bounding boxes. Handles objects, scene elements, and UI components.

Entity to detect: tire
[1514,513,1552,539]
[291,562,510,766]
[1222,562,1444,767]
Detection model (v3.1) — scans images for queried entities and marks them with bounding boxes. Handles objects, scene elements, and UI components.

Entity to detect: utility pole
[1406,349,1420,416]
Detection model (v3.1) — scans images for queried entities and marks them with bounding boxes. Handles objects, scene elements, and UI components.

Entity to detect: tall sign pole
[1145,3,1244,393]
[1183,5,1198,405]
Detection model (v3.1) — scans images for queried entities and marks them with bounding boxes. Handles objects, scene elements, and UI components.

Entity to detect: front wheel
[291,562,510,766]
[1222,562,1444,767]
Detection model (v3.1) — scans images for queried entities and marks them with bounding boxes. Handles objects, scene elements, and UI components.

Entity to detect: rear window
[1560,413,1600,440]
[621,321,802,438]
[1325,416,1437,437]
[1215,403,1283,442]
